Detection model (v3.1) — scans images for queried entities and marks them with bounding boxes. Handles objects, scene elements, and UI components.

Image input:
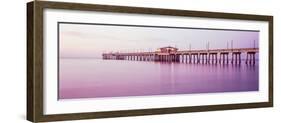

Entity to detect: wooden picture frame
[27,1,273,122]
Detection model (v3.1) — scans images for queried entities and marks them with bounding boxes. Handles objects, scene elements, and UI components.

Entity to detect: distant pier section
[102,46,258,65]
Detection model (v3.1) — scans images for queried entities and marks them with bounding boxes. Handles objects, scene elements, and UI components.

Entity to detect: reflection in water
[59,58,259,99]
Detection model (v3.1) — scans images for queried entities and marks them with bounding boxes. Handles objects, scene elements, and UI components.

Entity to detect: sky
[59,23,259,58]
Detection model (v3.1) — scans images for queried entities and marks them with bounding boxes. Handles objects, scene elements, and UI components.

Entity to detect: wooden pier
[102,46,258,65]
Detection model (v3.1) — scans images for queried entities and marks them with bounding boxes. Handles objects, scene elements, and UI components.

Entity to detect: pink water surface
[59,59,258,99]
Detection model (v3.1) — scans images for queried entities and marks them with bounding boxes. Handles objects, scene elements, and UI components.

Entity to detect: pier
[102,46,258,65]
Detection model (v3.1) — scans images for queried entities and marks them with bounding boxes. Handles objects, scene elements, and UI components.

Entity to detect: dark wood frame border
[27,1,273,122]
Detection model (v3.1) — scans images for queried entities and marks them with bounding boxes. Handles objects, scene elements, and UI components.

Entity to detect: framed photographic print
[27,1,273,122]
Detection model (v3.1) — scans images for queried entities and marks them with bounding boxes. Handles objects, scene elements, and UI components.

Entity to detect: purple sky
[59,23,259,58]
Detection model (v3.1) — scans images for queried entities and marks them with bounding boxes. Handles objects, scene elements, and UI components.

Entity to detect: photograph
[58,22,259,99]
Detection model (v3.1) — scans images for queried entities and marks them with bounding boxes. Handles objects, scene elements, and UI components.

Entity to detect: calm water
[59,58,259,99]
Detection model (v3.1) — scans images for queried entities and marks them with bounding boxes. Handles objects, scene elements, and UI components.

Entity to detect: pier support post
[207,54,209,64]
[231,52,241,65]
[215,54,217,64]
[197,54,200,63]
[188,54,191,63]
[220,53,229,64]
[177,54,180,62]
[246,52,256,65]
